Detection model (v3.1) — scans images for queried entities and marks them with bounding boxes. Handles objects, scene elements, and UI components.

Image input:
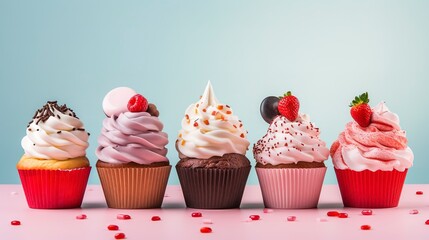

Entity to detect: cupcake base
[335,168,408,208]
[97,165,171,209]
[176,166,251,209]
[256,167,326,209]
[18,167,91,209]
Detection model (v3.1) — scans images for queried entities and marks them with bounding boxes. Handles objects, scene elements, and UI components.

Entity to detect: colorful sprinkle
[409,209,419,215]
[287,216,296,222]
[11,220,21,226]
[117,214,131,220]
[416,191,424,195]
[200,227,212,233]
[338,213,348,218]
[107,225,119,231]
[191,212,202,218]
[327,211,339,217]
[76,214,87,220]
[425,220,429,225]
[151,216,161,221]
[361,225,371,230]
[114,233,126,239]
[361,210,373,216]
[249,215,260,221]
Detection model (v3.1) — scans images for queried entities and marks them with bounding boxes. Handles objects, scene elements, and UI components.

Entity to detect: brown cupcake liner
[18,167,91,209]
[176,166,251,209]
[97,165,171,209]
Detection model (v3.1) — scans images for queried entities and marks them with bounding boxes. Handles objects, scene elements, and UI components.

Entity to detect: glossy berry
[191,212,202,218]
[350,92,372,127]
[361,210,373,216]
[127,94,148,112]
[11,220,21,226]
[249,215,260,221]
[200,227,212,233]
[338,213,348,218]
[260,96,280,123]
[278,91,299,122]
[108,225,119,231]
[151,216,161,221]
[361,225,371,230]
[114,233,126,239]
[117,214,131,220]
[327,211,340,217]
[416,191,424,195]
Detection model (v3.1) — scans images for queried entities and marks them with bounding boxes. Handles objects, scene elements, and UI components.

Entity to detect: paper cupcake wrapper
[18,167,91,209]
[256,167,326,209]
[176,166,251,209]
[335,168,408,208]
[97,165,171,209]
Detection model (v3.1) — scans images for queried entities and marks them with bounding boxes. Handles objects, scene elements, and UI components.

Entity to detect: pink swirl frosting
[253,114,329,165]
[331,102,413,172]
[96,112,169,164]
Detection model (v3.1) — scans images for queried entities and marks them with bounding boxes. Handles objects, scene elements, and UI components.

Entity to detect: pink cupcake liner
[18,167,91,209]
[335,168,408,208]
[256,167,326,209]
[97,165,171,209]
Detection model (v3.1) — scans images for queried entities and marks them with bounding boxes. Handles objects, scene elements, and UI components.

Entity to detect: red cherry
[327,211,339,217]
[200,227,212,233]
[117,214,131,220]
[338,213,348,218]
[361,210,373,216]
[249,215,260,221]
[191,212,202,218]
[108,225,119,231]
[151,216,161,221]
[416,191,424,195]
[11,220,21,226]
[114,232,126,239]
[127,94,148,112]
[361,225,371,230]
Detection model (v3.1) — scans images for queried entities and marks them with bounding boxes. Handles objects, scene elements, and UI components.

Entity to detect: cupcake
[176,81,251,209]
[96,87,171,209]
[253,92,329,208]
[330,92,413,208]
[17,101,91,209]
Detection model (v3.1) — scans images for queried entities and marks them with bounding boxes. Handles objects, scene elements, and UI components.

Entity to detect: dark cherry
[260,96,280,123]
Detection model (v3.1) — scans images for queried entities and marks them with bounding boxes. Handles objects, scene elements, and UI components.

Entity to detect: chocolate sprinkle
[32,101,77,124]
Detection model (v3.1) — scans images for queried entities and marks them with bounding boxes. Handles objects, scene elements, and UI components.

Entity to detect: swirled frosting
[96,87,168,164]
[177,81,250,159]
[331,102,413,172]
[253,114,329,165]
[21,101,89,160]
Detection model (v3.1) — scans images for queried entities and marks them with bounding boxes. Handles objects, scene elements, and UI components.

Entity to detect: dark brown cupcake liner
[176,166,251,209]
[97,165,171,209]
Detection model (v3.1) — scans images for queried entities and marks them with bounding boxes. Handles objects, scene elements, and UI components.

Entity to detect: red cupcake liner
[256,167,326,209]
[97,165,171,209]
[335,168,408,208]
[18,167,91,209]
[176,166,251,209]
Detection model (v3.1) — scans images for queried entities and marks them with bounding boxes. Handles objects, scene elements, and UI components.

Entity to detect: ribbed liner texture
[176,166,250,209]
[18,167,91,209]
[97,165,171,209]
[256,167,326,209]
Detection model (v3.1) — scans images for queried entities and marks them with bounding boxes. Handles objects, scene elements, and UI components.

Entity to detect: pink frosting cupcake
[96,87,171,209]
[331,93,413,208]
[253,92,329,208]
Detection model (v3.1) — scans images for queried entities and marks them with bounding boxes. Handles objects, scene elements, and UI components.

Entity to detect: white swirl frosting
[177,81,250,159]
[21,102,89,160]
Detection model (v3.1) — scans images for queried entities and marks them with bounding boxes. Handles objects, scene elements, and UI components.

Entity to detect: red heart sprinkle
[191,212,202,218]
[151,216,161,221]
[117,214,131,220]
[361,225,371,230]
[327,211,339,217]
[108,225,119,231]
[114,232,126,239]
[249,215,260,221]
[200,227,212,233]
[11,220,21,226]
[361,210,373,216]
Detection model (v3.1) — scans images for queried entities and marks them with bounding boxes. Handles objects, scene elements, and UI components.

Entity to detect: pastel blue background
[1,0,428,185]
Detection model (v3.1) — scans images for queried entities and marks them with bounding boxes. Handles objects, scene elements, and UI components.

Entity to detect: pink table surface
[2,184,429,240]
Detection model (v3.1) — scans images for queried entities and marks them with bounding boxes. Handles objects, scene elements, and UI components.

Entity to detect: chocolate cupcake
[176,81,251,209]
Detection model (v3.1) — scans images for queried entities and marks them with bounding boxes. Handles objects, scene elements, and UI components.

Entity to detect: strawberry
[127,94,148,112]
[349,92,372,127]
[278,91,299,121]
